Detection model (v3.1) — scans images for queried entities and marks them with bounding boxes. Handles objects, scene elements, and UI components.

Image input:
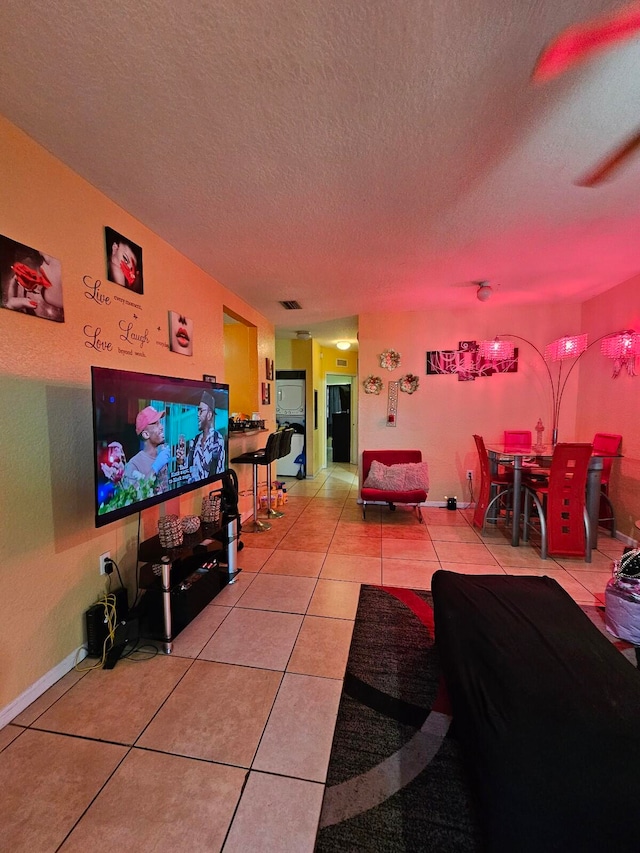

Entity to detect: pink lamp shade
[544,333,588,361]
[601,330,640,377]
[601,330,640,359]
[478,339,515,360]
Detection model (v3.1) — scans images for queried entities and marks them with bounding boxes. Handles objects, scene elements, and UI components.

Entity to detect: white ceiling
[2,0,640,349]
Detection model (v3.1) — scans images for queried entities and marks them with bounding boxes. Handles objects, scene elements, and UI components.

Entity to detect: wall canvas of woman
[104,226,144,294]
[0,233,65,323]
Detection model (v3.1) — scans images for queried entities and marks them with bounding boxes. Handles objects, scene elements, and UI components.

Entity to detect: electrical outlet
[466,470,473,480]
[99,551,111,576]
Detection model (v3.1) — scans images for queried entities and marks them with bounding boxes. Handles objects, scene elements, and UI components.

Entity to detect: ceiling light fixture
[296,330,311,340]
[476,282,493,302]
[336,341,351,350]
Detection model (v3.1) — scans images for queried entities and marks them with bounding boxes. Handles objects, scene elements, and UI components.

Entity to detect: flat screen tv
[92,366,229,527]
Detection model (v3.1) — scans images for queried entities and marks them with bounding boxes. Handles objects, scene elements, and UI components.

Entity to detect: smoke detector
[296,330,312,340]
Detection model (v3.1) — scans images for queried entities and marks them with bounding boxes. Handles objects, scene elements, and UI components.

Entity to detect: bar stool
[278,427,294,462]
[231,431,281,533]
[269,428,294,519]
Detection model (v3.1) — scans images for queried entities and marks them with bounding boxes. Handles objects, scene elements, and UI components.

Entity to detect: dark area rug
[315,583,635,853]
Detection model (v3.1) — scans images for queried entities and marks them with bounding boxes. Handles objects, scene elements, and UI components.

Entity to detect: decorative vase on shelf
[534,418,545,451]
[181,515,201,535]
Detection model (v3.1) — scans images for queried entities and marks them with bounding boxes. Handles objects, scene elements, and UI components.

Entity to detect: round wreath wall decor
[379,349,401,371]
[399,373,419,394]
[362,375,384,395]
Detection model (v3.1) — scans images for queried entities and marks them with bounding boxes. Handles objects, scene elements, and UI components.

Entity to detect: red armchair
[360,450,429,522]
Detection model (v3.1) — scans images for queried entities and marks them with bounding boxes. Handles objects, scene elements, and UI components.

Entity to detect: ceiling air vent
[336,358,348,367]
[279,300,302,310]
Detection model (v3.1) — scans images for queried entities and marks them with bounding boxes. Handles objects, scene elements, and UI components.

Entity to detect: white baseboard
[424,500,472,509]
[357,498,472,510]
[616,531,636,548]
[0,646,85,730]
[357,499,634,541]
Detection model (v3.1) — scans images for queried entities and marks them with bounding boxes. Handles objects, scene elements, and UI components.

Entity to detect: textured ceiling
[2,0,640,348]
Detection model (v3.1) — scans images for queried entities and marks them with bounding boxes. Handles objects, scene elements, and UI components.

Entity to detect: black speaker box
[85,587,129,657]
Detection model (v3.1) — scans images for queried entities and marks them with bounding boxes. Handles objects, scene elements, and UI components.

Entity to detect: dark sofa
[432,570,640,853]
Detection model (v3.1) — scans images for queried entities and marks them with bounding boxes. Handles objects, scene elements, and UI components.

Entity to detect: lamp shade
[601,330,640,359]
[478,339,515,360]
[544,333,588,361]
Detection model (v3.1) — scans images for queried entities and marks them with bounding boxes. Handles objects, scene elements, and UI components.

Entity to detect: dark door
[332,413,350,462]
[329,383,351,463]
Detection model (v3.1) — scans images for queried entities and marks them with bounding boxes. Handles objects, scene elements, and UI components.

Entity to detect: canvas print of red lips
[104,226,144,294]
[169,311,194,356]
[0,233,65,322]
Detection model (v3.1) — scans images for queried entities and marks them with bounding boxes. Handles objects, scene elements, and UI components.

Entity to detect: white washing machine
[277,432,305,476]
[276,379,305,418]
[276,378,305,476]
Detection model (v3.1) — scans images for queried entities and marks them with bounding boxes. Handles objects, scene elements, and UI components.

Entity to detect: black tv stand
[137,517,241,653]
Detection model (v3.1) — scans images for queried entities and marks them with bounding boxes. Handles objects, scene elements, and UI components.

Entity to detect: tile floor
[0,462,626,852]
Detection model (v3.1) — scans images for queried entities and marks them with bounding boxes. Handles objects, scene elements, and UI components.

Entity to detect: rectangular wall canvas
[0,234,65,322]
[105,226,144,294]
[427,344,518,379]
[169,311,194,356]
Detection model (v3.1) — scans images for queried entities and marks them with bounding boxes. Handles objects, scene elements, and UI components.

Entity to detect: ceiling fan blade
[533,1,640,81]
[575,128,640,186]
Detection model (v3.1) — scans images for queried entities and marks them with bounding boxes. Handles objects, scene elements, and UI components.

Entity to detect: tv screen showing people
[92,366,229,527]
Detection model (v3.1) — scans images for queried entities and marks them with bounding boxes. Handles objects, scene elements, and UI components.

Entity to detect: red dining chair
[504,430,532,447]
[522,443,593,561]
[472,435,513,532]
[592,432,622,536]
[500,430,533,478]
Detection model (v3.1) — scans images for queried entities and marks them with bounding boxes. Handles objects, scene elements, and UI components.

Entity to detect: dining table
[485,442,621,560]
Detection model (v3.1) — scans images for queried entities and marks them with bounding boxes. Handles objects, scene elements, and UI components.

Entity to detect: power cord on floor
[467,476,475,505]
[121,643,159,662]
[133,511,144,610]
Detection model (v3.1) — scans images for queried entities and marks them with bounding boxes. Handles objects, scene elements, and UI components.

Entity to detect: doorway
[327,383,351,463]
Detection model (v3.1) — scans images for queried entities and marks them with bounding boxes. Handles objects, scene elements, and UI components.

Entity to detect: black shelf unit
[137,524,230,652]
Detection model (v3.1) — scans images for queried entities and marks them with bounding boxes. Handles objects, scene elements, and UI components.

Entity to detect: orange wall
[224,319,259,415]
[0,115,273,716]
